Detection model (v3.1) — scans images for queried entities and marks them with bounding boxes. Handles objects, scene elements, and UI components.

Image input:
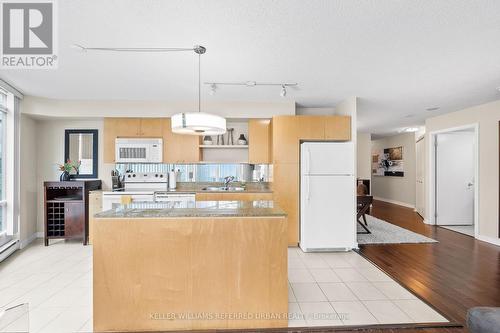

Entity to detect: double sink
[201,186,245,192]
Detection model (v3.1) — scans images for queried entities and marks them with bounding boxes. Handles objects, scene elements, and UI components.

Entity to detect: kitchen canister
[169,170,177,189]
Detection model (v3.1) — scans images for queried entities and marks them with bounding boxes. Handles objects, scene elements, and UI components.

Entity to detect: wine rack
[46,202,66,237]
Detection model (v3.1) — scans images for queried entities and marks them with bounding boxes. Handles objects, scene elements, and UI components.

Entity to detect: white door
[300,175,356,251]
[436,131,474,225]
[301,142,354,175]
[415,137,425,218]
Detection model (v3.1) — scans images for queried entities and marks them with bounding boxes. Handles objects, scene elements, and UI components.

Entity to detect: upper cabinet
[272,115,351,164]
[138,118,164,137]
[324,116,351,140]
[272,116,300,164]
[162,118,200,163]
[103,118,199,163]
[248,119,271,164]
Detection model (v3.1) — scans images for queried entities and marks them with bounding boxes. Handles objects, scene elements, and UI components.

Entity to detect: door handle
[307,149,311,174]
[306,177,311,201]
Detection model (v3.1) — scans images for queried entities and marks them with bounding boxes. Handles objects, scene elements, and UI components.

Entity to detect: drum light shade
[171,112,226,135]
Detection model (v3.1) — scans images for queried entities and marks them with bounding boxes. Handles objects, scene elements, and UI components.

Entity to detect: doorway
[429,125,478,237]
[415,136,425,218]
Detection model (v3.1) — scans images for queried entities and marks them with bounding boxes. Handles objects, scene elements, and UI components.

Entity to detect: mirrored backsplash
[114,164,272,183]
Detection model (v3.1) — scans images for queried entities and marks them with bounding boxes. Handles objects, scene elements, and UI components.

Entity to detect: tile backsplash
[114,163,272,182]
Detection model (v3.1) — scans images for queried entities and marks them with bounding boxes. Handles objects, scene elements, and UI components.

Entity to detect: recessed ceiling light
[404,114,414,118]
[403,127,420,133]
[496,86,500,92]
[425,106,440,112]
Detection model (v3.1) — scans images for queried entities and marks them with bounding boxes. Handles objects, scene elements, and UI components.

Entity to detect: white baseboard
[373,196,415,209]
[476,235,500,247]
[20,232,39,249]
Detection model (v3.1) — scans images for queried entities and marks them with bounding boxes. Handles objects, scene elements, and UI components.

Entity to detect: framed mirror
[64,129,98,179]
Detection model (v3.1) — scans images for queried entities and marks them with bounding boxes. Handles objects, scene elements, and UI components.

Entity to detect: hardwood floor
[355,200,500,333]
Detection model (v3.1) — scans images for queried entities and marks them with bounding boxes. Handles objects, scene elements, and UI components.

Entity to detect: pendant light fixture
[171,46,226,135]
[72,43,226,135]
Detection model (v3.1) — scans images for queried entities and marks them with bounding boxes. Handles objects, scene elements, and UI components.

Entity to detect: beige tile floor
[0,240,447,332]
[287,247,448,327]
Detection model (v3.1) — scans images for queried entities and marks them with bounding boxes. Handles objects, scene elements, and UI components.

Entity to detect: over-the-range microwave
[115,138,163,163]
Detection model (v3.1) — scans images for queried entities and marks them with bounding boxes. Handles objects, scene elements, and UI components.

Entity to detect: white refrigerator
[300,142,357,252]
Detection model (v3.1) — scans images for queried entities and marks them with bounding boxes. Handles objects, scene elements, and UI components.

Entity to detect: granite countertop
[94,200,286,218]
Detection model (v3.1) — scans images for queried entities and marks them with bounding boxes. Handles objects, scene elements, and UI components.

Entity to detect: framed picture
[372,146,404,177]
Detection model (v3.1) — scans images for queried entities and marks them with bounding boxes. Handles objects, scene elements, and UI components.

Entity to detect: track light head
[280,85,287,97]
[209,83,217,95]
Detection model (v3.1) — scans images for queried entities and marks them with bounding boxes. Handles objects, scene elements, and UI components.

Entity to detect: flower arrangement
[58,159,81,173]
[57,160,81,180]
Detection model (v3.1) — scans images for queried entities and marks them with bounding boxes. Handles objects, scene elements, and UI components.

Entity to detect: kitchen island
[93,200,288,332]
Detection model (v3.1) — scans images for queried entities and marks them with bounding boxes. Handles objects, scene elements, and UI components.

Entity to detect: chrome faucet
[223,176,235,188]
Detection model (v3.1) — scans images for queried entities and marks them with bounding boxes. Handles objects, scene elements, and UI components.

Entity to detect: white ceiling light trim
[171,112,226,135]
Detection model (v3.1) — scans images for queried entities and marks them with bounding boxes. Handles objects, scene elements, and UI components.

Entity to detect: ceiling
[2,0,500,136]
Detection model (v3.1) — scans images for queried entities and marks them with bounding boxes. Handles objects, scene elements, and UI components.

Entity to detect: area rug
[357,215,438,245]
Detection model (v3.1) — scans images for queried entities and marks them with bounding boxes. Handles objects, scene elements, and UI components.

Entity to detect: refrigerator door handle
[307,148,312,175]
[307,177,311,201]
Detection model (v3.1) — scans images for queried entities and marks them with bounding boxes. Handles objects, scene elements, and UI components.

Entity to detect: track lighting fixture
[204,81,297,97]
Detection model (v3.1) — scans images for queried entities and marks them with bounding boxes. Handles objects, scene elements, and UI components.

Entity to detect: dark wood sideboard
[44,180,101,246]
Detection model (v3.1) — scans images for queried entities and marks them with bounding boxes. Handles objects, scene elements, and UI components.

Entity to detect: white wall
[19,115,38,245]
[34,118,114,233]
[371,132,416,207]
[425,99,500,244]
[357,132,371,180]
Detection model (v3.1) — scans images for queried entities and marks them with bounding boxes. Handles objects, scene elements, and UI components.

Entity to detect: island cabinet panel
[195,192,273,201]
[93,216,288,331]
[162,118,200,163]
[248,119,272,164]
[271,115,351,245]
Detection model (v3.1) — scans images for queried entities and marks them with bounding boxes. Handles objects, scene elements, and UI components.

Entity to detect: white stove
[123,172,169,191]
[102,172,169,210]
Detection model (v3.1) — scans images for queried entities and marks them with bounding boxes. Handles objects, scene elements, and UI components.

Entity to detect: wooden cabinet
[162,118,200,163]
[195,192,273,201]
[298,115,326,140]
[272,116,300,164]
[64,202,84,237]
[138,118,164,137]
[88,191,103,245]
[273,163,299,246]
[44,180,101,246]
[325,115,351,140]
[271,115,351,245]
[248,119,271,164]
